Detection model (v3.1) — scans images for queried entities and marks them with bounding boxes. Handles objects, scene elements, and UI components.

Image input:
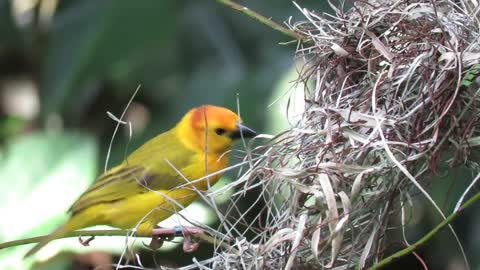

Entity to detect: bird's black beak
[231,123,256,139]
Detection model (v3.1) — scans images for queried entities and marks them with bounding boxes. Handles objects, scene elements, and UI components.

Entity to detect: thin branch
[367,191,480,270]
[0,229,232,251]
[214,0,306,41]
[0,230,128,250]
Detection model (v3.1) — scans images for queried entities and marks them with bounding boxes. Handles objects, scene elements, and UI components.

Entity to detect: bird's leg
[147,234,164,250]
[150,226,204,253]
[78,236,95,246]
[174,226,202,252]
[146,226,165,250]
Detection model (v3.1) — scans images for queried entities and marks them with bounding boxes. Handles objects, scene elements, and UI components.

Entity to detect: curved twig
[367,191,480,270]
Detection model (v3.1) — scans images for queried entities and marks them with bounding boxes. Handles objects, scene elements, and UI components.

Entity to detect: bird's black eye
[215,128,226,135]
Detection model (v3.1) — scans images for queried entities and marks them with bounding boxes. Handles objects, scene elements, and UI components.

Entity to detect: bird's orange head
[176,105,256,154]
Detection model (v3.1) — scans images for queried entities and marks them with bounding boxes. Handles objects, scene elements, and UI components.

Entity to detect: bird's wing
[69,133,197,215]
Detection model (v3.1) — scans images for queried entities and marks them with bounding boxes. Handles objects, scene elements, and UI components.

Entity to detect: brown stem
[214,0,306,42]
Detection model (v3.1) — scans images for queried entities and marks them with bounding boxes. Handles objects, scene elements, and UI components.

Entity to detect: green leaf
[462,64,480,87]
[0,132,97,268]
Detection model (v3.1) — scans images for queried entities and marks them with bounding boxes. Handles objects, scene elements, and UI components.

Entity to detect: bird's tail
[24,214,90,258]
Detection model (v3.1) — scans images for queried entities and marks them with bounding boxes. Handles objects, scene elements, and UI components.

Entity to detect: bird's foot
[150,226,204,253]
[147,235,164,250]
[78,236,95,246]
[183,234,200,253]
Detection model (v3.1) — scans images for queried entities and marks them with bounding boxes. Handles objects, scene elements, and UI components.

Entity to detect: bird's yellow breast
[181,152,229,189]
[99,152,229,234]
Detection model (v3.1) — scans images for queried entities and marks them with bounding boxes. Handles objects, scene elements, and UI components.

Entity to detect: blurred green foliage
[0,0,477,269]
[0,132,97,269]
[41,0,178,115]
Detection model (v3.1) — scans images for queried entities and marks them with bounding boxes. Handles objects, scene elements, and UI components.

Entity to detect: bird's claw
[150,226,204,253]
[146,235,164,250]
[183,235,200,253]
[78,236,95,246]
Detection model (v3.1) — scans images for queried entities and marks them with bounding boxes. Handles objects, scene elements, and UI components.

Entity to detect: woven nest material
[183,0,480,269]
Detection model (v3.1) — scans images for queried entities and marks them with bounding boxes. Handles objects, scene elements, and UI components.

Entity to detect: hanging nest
[184,0,480,269]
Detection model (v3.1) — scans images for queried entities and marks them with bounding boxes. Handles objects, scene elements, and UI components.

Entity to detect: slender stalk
[214,0,306,41]
[0,229,231,251]
[367,191,480,270]
[0,230,129,250]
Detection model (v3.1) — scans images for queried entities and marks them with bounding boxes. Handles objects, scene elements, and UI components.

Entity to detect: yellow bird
[25,105,256,257]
